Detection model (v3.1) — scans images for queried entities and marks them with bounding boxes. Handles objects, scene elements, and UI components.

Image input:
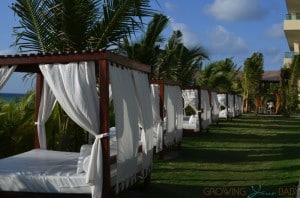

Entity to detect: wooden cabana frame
[0,50,151,198]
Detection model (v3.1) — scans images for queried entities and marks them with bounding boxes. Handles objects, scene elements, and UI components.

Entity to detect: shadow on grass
[134,114,300,197]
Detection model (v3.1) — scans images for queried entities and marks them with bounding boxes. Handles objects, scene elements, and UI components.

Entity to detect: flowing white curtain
[164,85,176,146]
[132,71,153,174]
[36,81,56,149]
[109,65,139,191]
[182,89,198,112]
[201,89,212,129]
[150,84,163,152]
[173,86,183,143]
[39,62,102,198]
[0,66,16,89]
[228,94,235,118]
[210,91,219,122]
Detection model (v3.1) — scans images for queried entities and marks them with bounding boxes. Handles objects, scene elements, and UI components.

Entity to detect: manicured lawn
[122,114,300,198]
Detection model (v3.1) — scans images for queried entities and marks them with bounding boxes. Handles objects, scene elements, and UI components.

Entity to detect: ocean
[0,93,26,102]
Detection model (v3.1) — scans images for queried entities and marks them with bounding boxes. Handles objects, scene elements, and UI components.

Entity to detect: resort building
[284,0,300,108]
[284,0,300,66]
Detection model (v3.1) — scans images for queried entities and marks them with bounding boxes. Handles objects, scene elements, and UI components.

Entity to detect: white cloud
[264,23,284,39]
[164,2,177,12]
[207,25,248,55]
[170,19,200,47]
[204,0,267,22]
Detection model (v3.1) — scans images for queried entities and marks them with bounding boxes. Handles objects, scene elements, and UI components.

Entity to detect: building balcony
[284,18,300,51]
[286,0,300,13]
[283,52,300,66]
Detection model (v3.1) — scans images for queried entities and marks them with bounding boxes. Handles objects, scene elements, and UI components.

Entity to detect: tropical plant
[154,30,209,85]
[280,55,300,116]
[242,52,264,112]
[197,58,241,93]
[119,13,169,71]
[12,0,155,52]
[0,92,35,158]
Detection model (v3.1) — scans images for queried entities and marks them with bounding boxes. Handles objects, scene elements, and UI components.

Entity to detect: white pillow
[77,144,92,174]
[82,155,91,173]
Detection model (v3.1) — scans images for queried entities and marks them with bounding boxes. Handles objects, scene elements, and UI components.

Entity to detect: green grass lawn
[123,114,300,198]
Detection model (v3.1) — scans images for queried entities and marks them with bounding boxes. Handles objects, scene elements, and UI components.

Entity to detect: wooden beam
[0,51,150,73]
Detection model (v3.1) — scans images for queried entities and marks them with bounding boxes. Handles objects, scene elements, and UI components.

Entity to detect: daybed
[0,51,154,198]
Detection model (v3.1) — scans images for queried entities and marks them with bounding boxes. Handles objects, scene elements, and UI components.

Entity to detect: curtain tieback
[95,133,109,139]
[34,121,42,126]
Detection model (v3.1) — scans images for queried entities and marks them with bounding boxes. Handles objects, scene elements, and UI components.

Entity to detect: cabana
[181,87,201,133]
[0,51,154,198]
[181,87,212,133]
[217,92,236,120]
[217,93,229,120]
[150,80,183,158]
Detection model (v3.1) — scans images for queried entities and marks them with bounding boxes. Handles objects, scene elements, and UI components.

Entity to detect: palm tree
[280,55,300,116]
[197,58,241,92]
[118,13,169,74]
[242,52,264,112]
[155,30,209,85]
[12,0,155,52]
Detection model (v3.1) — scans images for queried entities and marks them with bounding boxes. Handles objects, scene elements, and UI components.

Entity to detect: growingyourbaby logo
[200,185,299,198]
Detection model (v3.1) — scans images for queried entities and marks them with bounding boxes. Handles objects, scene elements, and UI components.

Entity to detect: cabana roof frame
[0,50,150,73]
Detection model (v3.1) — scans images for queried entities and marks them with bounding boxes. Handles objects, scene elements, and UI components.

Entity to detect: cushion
[82,155,91,173]
[77,144,92,174]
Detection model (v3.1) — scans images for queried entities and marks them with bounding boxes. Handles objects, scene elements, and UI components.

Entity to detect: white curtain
[228,94,235,118]
[210,91,219,121]
[217,93,227,107]
[39,62,102,198]
[201,89,212,129]
[182,89,198,112]
[150,84,163,152]
[164,85,176,146]
[132,71,153,174]
[173,86,183,143]
[0,65,16,89]
[109,65,139,191]
[36,81,56,149]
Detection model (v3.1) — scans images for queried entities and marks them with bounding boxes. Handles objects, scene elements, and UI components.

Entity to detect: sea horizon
[0,93,26,102]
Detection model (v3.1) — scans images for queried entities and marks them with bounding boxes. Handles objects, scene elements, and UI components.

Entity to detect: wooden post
[34,73,43,148]
[98,59,112,197]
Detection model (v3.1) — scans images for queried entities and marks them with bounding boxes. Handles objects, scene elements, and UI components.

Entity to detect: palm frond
[90,0,154,49]
[12,0,58,52]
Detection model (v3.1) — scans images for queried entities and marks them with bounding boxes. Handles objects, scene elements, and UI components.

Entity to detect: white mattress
[182,116,200,132]
[0,149,91,194]
[0,146,143,194]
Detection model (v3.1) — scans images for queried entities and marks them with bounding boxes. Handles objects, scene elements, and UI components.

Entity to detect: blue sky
[0,0,289,93]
